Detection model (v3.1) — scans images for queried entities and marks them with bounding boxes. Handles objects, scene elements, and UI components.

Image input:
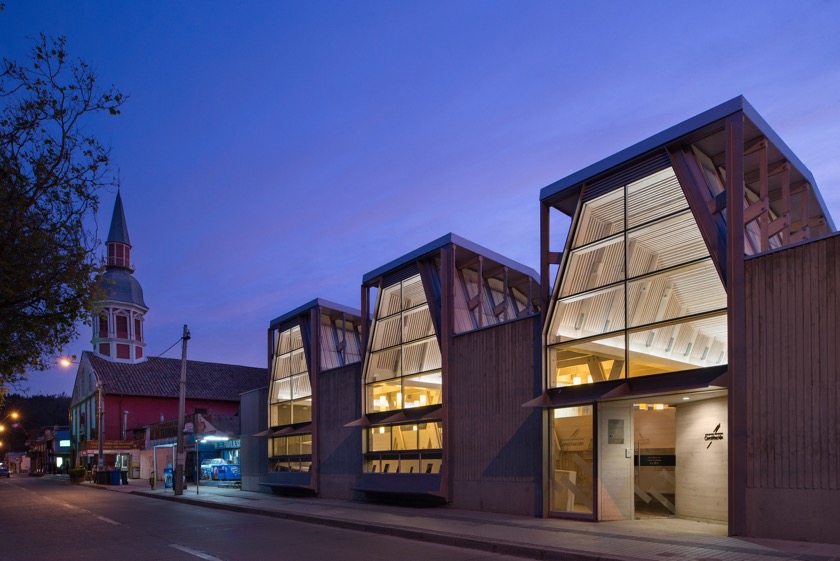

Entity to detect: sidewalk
[88,479,840,561]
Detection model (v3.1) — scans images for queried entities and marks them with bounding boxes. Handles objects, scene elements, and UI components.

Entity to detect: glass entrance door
[633,403,677,518]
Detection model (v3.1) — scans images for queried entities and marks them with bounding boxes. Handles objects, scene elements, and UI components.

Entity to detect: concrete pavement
[72,477,840,561]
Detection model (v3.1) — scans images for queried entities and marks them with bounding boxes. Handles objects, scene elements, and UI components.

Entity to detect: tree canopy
[0,35,125,400]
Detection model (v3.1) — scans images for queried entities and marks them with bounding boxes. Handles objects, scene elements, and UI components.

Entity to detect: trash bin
[120,470,128,485]
[110,470,121,485]
[96,470,109,485]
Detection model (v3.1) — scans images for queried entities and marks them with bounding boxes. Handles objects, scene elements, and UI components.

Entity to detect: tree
[0,35,125,400]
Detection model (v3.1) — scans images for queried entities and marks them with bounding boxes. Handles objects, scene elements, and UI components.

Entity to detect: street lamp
[0,411,20,430]
[58,355,77,368]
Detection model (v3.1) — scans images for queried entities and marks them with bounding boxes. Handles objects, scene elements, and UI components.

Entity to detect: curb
[131,491,641,561]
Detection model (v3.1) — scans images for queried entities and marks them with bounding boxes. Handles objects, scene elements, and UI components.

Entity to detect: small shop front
[77,439,141,479]
[197,437,241,485]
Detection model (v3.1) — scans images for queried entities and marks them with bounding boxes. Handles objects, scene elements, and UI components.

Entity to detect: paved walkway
[74,477,840,561]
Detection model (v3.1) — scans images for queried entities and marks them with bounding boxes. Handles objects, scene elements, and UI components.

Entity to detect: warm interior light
[572,376,582,385]
[586,375,593,384]
[638,403,647,410]
[654,404,665,410]
[412,425,418,431]
[396,392,402,407]
[682,397,690,401]
[419,395,427,406]
[379,426,385,434]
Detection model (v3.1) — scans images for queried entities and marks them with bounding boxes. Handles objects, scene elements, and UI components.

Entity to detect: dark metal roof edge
[361,232,540,285]
[540,96,747,204]
[269,298,362,329]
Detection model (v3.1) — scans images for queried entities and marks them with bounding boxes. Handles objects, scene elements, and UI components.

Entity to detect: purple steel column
[440,245,454,503]
[726,114,746,536]
[310,306,320,495]
[539,202,551,321]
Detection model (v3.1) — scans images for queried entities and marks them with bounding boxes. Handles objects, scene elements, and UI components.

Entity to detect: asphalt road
[0,475,527,561]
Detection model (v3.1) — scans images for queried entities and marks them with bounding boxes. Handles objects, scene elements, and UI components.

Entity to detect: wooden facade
[262,299,363,495]
[538,96,838,542]
[316,363,363,499]
[449,315,542,515]
[357,234,540,506]
[744,232,840,543]
[241,97,839,544]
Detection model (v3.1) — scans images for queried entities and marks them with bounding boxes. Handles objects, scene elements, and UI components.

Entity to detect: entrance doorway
[596,390,728,524]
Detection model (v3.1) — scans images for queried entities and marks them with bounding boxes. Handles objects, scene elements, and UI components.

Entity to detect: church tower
[91,191,148,362]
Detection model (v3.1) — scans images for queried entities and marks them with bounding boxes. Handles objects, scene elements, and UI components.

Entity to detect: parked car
[0,463,10,478]
[200,458,240,481]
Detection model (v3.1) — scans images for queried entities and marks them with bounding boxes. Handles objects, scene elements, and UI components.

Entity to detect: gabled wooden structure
[538,96,838,542]
[263,299,363,496]
[355,233,540,505]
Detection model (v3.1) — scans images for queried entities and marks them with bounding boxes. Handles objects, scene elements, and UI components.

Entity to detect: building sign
[607,419,624,444]
[705,423,724,449]
[214,439,240,450]
[638,454,676,467]
[59,440,71,447]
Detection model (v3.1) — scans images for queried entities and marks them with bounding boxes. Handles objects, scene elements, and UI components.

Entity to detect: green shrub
[68,467,86,478]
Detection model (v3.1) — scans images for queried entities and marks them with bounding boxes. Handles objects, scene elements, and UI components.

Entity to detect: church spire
[106,190,133,271]
[93,192,148,363]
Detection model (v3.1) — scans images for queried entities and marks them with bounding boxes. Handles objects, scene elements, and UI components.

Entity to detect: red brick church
[69,192,265,475]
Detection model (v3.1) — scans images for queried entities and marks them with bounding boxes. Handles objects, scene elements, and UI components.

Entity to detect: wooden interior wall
[744,233,840,543]
[448,315,542,516]
[675,397,728,523]
[316,363,362,499]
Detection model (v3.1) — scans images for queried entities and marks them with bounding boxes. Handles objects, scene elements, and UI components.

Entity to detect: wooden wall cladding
[744,233,840,491]
[448,315,542,515]
[316,363,362,497]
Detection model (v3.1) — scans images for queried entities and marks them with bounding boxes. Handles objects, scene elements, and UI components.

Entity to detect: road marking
[170,545,226,561]
[96,515,121,525]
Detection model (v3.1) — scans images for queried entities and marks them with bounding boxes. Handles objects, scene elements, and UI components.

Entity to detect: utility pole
[174,324,190,495]
[97,381,104,470]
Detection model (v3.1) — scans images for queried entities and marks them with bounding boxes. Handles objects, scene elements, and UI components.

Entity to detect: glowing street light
[58,355,78,368]
[0,411,20,431]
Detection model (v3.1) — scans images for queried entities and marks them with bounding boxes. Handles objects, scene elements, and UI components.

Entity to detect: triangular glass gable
[547,166,728,388]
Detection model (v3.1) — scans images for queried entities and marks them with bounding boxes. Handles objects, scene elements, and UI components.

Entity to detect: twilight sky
[3,1,839,396]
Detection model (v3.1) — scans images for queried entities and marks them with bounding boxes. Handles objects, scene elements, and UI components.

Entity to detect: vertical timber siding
[240,387,268,492]
[448,315,542,516]
[316,363,362,499]
[744,233,840,544]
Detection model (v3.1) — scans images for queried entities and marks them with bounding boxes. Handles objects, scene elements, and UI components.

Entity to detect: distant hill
[1,394,71,452]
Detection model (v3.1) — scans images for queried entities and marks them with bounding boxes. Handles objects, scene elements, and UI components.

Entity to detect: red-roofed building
[69,193,266,475]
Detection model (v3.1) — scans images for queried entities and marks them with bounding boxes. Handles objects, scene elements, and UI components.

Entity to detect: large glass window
[363,422,443,474]
[550,406,594,515]
[365,274,442,413]
[548,167,727,387]
[269,434,312,473]
[270,325,312,427]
